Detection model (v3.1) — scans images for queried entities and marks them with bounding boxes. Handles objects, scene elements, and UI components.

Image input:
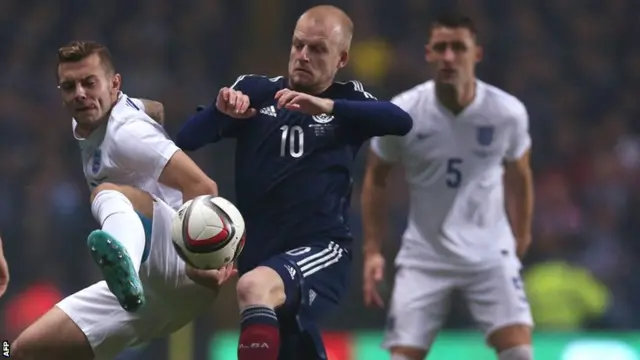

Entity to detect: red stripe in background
[323,332,352,360]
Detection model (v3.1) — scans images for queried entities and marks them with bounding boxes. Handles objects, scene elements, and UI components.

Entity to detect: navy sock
[238,305,280,360]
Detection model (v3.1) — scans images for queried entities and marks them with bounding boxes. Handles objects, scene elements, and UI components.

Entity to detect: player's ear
[474,45,484,63]
[111,73,122,92]
[424,44,430,63]
[337,50,349,69]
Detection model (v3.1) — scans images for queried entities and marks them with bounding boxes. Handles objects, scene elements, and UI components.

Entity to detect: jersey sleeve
[370,136,403,162]
[368,91,412,162]
[505,103,531,161]
[212,74,278,139]
[230,74,279,106]
[128,98,145,112]
[343,80,378,101]
[111,118,180,181]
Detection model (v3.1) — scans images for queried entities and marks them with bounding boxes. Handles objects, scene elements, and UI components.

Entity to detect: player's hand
[516,234,532,259]
[275,89,334,115]
[363,252,385,308]
[185,262,238,290]
[216,87,257,119]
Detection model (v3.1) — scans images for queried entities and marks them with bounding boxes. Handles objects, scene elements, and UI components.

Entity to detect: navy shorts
[260,240,351,360]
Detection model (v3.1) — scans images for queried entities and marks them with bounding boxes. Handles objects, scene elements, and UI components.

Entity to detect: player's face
[288,20,348,93]
[425,26,482,86]
[57,53,121,126]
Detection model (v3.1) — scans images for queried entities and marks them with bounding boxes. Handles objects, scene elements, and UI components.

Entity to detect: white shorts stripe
[295,242,344,278]
[296,242,336,266]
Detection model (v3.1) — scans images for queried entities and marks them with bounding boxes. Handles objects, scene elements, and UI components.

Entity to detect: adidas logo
[260,106,277,117]
[309,289,317,306]
[284,264,296,279]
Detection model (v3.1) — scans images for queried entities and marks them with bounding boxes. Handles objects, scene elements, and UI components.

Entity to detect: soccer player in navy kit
[176,5,413,360]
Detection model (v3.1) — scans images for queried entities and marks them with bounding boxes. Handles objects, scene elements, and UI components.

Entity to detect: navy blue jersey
[177,75,412,272]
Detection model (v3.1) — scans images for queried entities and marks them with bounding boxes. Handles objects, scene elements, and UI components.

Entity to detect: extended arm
[176,75,264,151]
[159,150,218,202]
[176,105,237,151]
[331,99,413,136]
[504,104,534,259]
[504,150,534,258]
[361,150,395,254]
[113,120,218,203]
[361,134,402,308]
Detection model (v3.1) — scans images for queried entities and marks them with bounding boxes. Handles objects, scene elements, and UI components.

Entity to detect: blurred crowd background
[1,0,639,358]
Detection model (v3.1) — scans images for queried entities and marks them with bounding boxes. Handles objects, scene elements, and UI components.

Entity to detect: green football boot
[87,230,145,312]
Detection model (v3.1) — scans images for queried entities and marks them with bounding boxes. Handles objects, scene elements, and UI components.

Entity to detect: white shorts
[383,256,533,350]
[56,197,217,360]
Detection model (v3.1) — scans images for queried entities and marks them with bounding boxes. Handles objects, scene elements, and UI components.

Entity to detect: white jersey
[73,93,182,209]
[61,94,218,359]
[371,80,531,270]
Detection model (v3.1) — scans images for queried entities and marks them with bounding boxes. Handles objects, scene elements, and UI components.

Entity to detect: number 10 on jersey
[280,125,304,158]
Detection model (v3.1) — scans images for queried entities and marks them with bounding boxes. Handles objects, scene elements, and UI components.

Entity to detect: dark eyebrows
[58,74,98,86]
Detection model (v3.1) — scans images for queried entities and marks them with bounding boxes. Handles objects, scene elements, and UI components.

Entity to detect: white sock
[499,345,533,360]
[391,355,414,360]
[91,189,146,272]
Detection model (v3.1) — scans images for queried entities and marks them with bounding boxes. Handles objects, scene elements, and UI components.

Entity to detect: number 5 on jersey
[280,125,304,158]
[446,158,463,188]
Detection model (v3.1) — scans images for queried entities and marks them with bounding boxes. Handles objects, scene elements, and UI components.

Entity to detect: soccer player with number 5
[176,6,412,360]
[361,14,535,360]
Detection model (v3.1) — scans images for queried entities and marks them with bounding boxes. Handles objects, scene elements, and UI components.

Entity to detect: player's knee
[12,308,94,360]
[390,346,427,360]
[236,266,286,308]
[90,183,154,219]
[10,338,29,360]
[488,324,532,353]
[90,182,122,202]
[11,333,50,360]
[12,325,46,360]
[11,338,90,360]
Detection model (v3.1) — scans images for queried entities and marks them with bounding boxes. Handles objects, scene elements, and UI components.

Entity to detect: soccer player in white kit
[361,14,535,360]
[12,41,235,360]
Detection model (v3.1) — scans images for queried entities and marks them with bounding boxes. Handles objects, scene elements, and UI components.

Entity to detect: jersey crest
[91,148,102,174]
[312,114,334,124]
[476,126,494,146]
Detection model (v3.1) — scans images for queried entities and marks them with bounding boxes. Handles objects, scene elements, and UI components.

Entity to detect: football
[171,195,246,270]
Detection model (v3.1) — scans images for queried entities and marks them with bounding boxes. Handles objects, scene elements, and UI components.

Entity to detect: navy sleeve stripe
[230,75,249,89]
[125,98,140,110]
[229,74,280,89]
[349,80,377,100]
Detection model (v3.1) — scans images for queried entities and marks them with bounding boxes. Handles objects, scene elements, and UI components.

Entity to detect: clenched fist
[216,87,257,119]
